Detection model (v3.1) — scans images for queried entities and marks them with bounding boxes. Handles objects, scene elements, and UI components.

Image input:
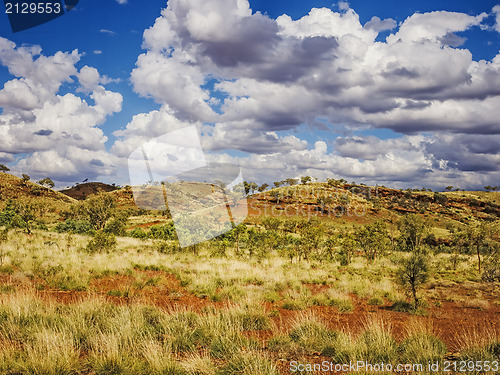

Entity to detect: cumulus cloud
[338,1,350,11]
[3,0,499,189]
[117,0,500,189]
[0,37,122,183]
[364,16,397,32]
[493,5,500,32]
[424,133,500,172]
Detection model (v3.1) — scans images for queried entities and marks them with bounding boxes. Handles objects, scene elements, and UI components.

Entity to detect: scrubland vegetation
[0,174,499,373]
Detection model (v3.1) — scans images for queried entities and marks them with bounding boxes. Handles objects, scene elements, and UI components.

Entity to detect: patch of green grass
[218,352,279,375]
[0,264,14,274]
[262,291,281,303]
[288,314,337,354]
[106,290,123,297]
[391,299,427,315]
[367,296,384,306]
[399,333,447,363]
[0,284,15,293]
[282,300,306,310]
[267,335,296,352]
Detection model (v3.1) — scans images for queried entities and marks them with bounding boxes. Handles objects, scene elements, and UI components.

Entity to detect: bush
[103,218,126,236]
[130,227,147,239]
[156,241,180,254]
[55,219,94,235]
[149,223,176,240]
[396,253,430,307]
[85,230,117,253]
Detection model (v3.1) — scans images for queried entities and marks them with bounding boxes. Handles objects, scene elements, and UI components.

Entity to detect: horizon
[1,0,500,191]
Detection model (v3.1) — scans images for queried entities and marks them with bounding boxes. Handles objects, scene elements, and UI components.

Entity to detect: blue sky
[1,0,500,190]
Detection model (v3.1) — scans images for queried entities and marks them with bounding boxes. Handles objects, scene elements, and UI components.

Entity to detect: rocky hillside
[60,182,119,201]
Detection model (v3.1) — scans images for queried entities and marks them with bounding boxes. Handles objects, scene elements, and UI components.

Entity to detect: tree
[257,183,269,192]
[300,219,323,261]
[273,181,283,188]
[0,164,9,173]
[356,221,389,262]
[85,230,117,253]
[397,214,429,252]
[326,178,340,187]
[284,178,299,186]
[300,176,313,185]
[468,223,490,274]
[396,253,429,307]
[339,230,357,265]
[243,181,258,195]
[38,177,55,189]
[316,194,333,213]
[214,179,226,189]
[451,222,493,274]
[445,186,454,191]
[21,174,30,185]
[69,192,117,231]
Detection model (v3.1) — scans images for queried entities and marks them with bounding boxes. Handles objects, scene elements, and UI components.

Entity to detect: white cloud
[493,5,500,33]
[116,0,127,4]
[99,29,117,35]
[112,106,197,157]
[338,1,350,11]
[277,7,376,43]
[0,38,123,183]
[386,11,486,44]
[2,0,499,189]
[119,0,500,189]
[77,66,120,92]
[364,16,397,32]
[131,52,215,121]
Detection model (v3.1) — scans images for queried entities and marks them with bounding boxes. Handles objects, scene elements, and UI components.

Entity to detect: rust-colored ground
[7,271,498,349]
[2,271,499,374]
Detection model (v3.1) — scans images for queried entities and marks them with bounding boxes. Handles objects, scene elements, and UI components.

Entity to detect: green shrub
[130,227,147,239]
[85,230,117,253]
[262,291,281,303]
[460,341,500,363]
[103,218,126,236]
[149,223,176,240]
[55,219,94,235]
[156,241,180,254]
[396,253,430,306]
[391,299,415,313]
[368,296,384,306]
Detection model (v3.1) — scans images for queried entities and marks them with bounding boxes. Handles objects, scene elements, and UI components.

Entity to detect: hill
[113,180,500,232]
[247,182,500,226]
[60,182,119,200]
[0,172,76,207]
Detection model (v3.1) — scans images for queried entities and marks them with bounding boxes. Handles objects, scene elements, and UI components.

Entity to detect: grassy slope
[0,172,76,209]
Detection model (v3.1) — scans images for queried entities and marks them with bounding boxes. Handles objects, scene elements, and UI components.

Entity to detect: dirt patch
[4,271,499,356]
